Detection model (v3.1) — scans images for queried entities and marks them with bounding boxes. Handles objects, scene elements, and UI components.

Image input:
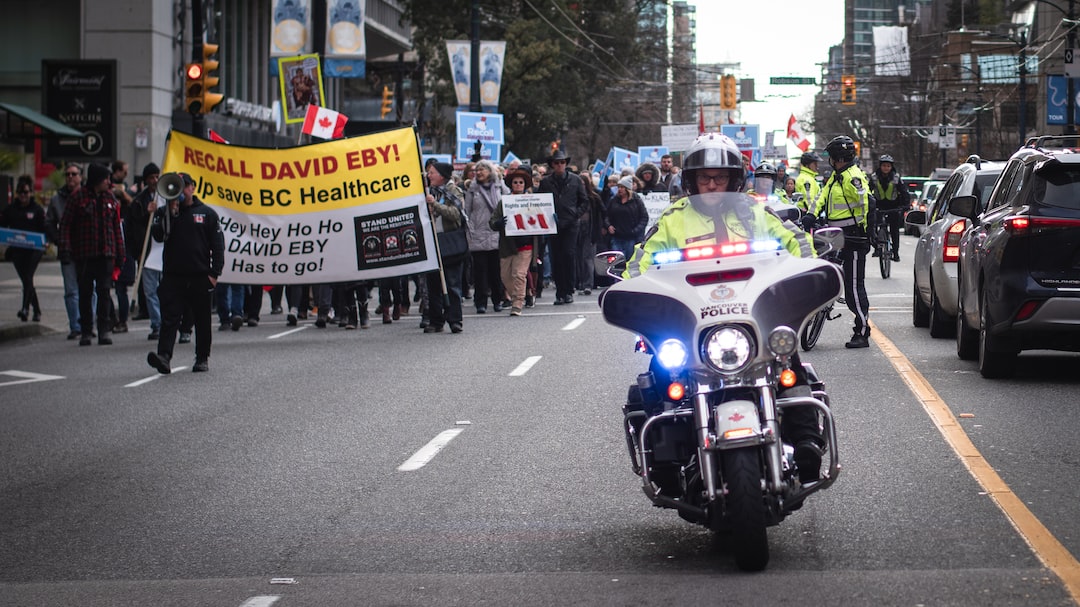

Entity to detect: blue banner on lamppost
[1047,75,1080,125]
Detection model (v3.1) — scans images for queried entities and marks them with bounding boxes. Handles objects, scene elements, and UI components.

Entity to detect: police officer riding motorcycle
[599,134,843,570]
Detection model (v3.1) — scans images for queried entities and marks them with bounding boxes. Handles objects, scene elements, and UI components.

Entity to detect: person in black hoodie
[603,175,649,260]
[146,172,225,374]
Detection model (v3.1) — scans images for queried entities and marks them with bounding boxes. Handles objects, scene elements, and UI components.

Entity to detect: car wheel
[978,290,1016,379]
[928,279,954,338]
[956,288,978,360]
[913,283,930,328]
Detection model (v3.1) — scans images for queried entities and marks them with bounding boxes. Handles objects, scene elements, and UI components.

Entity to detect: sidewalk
[0,259,78,343]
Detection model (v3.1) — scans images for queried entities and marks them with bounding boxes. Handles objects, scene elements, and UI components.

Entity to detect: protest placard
[161,126,439,284]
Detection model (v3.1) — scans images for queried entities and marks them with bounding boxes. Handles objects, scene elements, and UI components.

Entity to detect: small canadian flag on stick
[302,104,348,139]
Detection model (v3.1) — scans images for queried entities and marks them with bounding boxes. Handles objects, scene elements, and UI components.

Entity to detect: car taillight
[943,220,965,263]
[1005,216,1080,233]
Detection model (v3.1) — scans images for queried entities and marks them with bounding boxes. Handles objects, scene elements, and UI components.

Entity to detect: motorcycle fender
[714,400,762,443]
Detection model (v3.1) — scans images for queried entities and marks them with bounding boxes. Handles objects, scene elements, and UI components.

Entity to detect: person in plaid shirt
[59,162,125,346]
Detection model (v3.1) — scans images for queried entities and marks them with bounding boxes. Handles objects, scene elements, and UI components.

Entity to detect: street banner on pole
[161,127,438,284]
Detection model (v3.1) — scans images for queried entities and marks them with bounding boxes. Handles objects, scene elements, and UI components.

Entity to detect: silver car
[904,157,1003,337]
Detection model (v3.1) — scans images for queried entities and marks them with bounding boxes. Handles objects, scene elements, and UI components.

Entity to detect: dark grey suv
[949,137,1080,378]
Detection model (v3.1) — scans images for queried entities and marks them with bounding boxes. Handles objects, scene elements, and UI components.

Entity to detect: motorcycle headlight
[702,325,755,373]
[656,338,689,369]
[768,326,798,357]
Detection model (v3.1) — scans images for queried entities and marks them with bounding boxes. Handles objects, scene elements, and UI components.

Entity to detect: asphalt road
[1,236,1078,606]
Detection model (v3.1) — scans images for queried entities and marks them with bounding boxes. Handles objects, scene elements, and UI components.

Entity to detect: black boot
[845,331,869,349]
[794,440,824,484]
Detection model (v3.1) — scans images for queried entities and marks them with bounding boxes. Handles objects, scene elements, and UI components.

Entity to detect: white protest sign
[502,193,557,236]
[643,192,672,231]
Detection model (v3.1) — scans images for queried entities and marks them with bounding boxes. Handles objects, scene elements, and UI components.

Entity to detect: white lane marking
[398,428,464,471]
[561,316,587,331]
[0,370,65,387]
[125,367,189,387]
[268,326,309,339]
[509,355,542,376]
[239,597,281,607]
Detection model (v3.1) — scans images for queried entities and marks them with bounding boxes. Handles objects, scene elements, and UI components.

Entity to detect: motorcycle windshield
[602,192,841,348]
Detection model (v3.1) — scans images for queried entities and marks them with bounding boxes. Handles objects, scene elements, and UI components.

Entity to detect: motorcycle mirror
[812,226,845,255]
[595,250,626,280]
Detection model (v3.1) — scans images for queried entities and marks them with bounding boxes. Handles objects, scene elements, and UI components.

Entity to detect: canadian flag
[513,212,550,232]
[787,114,811,152]
[302,104,348,139]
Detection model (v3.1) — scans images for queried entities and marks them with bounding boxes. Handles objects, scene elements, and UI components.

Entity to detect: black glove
[801,214,817,232]
[492,216,507,231]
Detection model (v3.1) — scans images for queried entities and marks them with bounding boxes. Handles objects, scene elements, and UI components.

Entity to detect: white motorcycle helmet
[682,133,746,196]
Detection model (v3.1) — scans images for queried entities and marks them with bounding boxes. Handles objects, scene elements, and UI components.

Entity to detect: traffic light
[719,75,737,111]
[841,74,856,105]
[853,140,862,158]
[380,86,393,119]
[184,62,204,114]
[199,43,223,114]
[184,44,224,115]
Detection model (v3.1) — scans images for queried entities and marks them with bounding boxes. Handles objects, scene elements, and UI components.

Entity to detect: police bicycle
[871,208,901,279]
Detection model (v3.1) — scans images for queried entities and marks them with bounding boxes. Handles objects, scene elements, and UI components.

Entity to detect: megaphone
[157,173,186,201]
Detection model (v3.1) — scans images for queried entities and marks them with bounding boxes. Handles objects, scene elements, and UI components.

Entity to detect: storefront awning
[0,102,84,139]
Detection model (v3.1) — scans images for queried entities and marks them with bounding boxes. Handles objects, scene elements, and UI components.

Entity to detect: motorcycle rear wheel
[720,448,769,571]
[801,307,828,351]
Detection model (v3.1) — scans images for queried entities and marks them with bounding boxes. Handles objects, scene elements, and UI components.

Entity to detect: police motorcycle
[595,191,844,571]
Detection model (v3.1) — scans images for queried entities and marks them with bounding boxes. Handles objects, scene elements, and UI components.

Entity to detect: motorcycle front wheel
[719,448,769,571]
[801,307,829,351]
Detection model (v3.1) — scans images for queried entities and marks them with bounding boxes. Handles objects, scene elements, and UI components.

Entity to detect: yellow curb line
[870,320,1080,604]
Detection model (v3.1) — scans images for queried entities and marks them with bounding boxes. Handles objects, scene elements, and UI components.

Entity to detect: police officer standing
[794,151,822,212]
[806,136,871,349]
[146,173,225,374]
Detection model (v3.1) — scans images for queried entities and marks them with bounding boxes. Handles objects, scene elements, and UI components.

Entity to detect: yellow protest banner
[161,127,439,284]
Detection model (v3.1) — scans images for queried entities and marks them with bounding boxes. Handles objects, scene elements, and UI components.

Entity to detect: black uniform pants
[157,273,213,362]
[840,243,870,337]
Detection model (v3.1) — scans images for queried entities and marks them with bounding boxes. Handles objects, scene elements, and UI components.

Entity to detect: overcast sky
[689,0,845,153]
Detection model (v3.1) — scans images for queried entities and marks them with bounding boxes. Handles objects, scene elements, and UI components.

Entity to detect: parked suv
[905,156,1004,338]
[950,137,1080,377]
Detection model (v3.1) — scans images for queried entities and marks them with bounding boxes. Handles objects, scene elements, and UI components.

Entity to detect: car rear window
[1032,166,1080,210]
[973,172,1002,207]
